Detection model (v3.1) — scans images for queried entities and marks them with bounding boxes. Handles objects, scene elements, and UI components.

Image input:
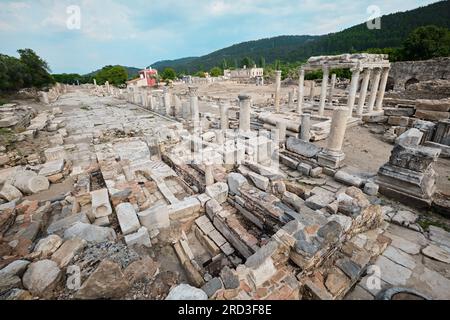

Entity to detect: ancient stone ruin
[1,53,449,301]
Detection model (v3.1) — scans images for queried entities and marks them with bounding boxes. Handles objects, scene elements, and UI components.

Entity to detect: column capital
[238,95,251,101]
[188,86,198,96]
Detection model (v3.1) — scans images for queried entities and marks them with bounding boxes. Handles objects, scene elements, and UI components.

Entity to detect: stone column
[174,95,182,117]
[219,100,229,130]
[375,67,390,111]
[105,81,110,95]
[328,73,336,107]
[93,79,97,86]
[238,95,251,133]
[163,88,171,116]
[277,120,287,145]
[204,163,214,186]
[40,92,49,104]
[141,91,148,108]
[367,68,382,113]
[309,81,315,102]
[297,68,305,114]
[346,67,361,118]
[274,70,282,113]
[356,68,372,116]
[318,66,329,116]
[300,113,311,142]
[189,86,200,125]
[288,89,295,109]
[318,107,348,168]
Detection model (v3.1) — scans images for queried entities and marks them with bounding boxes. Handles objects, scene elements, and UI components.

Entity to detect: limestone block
[51,238,87,268]
[38,159,65,177]
[227,173,248,196]
[165,284,208,300]
[395,128,423,146]
[90,188,112,218]
[116,203,141,236]
[63,222,117,243]
[286,137,321,158]
[168,197,201,220]
[415,110,450,121]
[248,172,269,191]
[334,170,364,187]
[22,260,61,298]
[124,226,152,248]
[138,204,170,230]
[0,184,23,202]
[205,182,228,204]
[13,171,50,195]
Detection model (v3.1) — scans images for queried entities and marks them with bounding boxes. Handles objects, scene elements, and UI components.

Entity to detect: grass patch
[417,216,450,232]
[80,105,90,111]
[0,128,16,145]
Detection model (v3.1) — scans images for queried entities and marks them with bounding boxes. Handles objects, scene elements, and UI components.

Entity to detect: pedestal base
[317,150,345,169]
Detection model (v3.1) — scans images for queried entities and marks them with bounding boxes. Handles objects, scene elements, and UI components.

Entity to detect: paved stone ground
[346,223,450,300]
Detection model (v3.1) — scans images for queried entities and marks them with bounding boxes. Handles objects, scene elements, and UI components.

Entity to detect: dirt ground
[316,125,450,193]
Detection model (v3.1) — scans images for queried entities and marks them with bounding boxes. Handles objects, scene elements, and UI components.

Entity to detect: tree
[259,56,266,68]
[161,67,177,80]
[209,67,222,77]
[17,49,54,88]
[401,25,450,61]
[195,71,206,78]
[95,65,128,86]
[221,59,228,70]
[241,57,254,68]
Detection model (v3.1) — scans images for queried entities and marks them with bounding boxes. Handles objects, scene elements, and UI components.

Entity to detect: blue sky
[0,0,439,74]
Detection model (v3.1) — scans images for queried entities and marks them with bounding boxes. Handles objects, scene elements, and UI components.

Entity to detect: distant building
[127,68,158,88]
[224,65,264,79]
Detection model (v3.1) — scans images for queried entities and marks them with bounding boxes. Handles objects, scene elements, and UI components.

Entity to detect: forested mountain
[151,0,450,73]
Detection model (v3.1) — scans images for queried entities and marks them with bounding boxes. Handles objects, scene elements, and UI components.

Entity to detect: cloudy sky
[0,0,438,74]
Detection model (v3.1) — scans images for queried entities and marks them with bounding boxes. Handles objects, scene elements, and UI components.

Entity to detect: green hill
[151,0,450,73]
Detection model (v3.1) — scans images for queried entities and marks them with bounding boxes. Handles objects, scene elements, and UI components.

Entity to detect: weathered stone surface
[165,284,208,300]
[1,288,33,300]
[47,212,90,235]
[382,246,416,270]
[13,171,50,195]
[90,189,112,218]
[389,144,440,173]
[416,99,450,112]
[33,235,63,257]
[205,198,222,219]
[22,260,61,297]
[375,255,412,286]
[282,191,305,212]
[422,244,450,264]
[248,172,269,191]
[363,182,379,196]
[227,173,248,196]
[220,266,239,290]
[286,137,321,158]
[317,221,343,244]
[415,110,450,121]
[391,210,418,226]
[395,128,423,146]
[38,159,65,177]
[75,260,130,299]
[384,107,415,117]
[0,260,30,278]
[63,222,117,243]
[124,256,159,284]
[124,226,152,248]
[0,275,21,294]
[335,170,364,187]
[201,277,223,298]
[205,182,228,204]
[428,226,450,249]
[51,238,87,268]
[325,270,350,296]
[116,203,141,236]
[168,197,201,220]
[0,184,23,202]
[138,204,170,230]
